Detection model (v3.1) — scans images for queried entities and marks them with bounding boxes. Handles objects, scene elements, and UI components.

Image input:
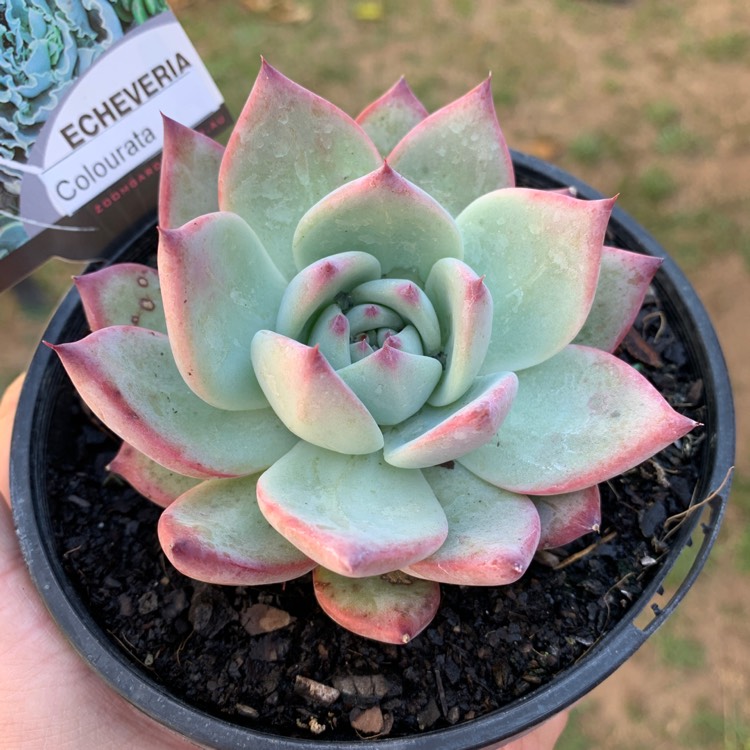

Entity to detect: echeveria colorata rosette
[52,61,696,644]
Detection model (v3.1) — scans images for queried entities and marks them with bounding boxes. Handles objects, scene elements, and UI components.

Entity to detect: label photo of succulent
[0,0,168,262]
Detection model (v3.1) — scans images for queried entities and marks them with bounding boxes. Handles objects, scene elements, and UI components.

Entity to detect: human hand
[0,375,566,749]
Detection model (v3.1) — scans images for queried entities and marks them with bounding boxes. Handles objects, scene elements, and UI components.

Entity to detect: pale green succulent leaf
[219,59,381,280]
[159,212,286,411]
[349,277,442,354]
[346,303,404,336]
[458,189,615,372]
[107,441,200,508]
[388,78,514,216]
[533,485,601,550]
[308,304,352,370]
[383,371,517,469]
[337,341,443,426]
[159,475,316,585]
[574,246,662,352]
[250,330,384,454]
[458,345,698,495]
[74,263,167,334]
[386,324,423,355]
[313,567,440,645]
[403,463,540,585]
[275,252,381,341]
[159,115,224,229]
[355,77,428,157]
[51,327,298,478]
[350,338,375,363]
[425,257,493,406]
[293,163,463,284]
[256,442,448,578]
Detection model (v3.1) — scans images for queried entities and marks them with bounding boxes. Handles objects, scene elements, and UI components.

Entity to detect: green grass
[637,165,678,203]
[646,99,681,127]
[557,707,595,750]
[657,631,706,670]
[655,124,704,155]
[681,703,750,749]
[731,474,750,573]
[568,132,620,166]
[703,32,750,63]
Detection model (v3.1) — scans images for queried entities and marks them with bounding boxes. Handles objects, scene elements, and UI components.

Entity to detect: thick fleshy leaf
[534,486,601,550]
[425,257,493,406]
[403,463,540,585]
[308,304,351,370]
[75,263,167,333]
[275,252,381,341]
[50,326,298,478]
[219,59,381,280]
[384,372,518,469]
[337,340,443,426]
[349,278,442,354]
[293,164,463,284]
[386,325,423,355]
[313,568,440,644]
[458,345,698,495]
[350,338,374,363]
[256,442,448,578]
[458,189,615,372]
[159,475,316,585]
[250,330,383,454]
[574,246,662,352]
[388,78,514,216]
[346,304,403,336]
[159,115,224,229]
[107,441,200,508]
[159,212,286,411]
[355,77,429,158]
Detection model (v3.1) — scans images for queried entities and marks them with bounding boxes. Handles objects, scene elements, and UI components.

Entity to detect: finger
[483,710,569,750]
[0,373,25,507]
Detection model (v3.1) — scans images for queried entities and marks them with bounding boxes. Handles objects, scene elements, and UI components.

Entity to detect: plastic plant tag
[0,3,231,292]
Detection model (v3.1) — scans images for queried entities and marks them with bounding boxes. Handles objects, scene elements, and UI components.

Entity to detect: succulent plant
[51,61,697,645]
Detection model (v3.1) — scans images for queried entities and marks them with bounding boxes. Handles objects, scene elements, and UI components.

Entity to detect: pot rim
[10,152,736,749]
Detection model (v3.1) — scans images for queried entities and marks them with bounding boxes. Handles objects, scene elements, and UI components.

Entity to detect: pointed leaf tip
[313,568,440,644]
[460,345,698,495]
[158,115,224,230]
[107,441,200,508]
[356,77,429,157]
[534,486,602,550]
[388,77,514,215]
[575,246,663,352]
[219,61,381,280]
[52,326,297,478]
[293,164,462,284]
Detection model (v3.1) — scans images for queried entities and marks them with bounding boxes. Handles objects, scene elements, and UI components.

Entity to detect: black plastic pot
[10,153,735,749]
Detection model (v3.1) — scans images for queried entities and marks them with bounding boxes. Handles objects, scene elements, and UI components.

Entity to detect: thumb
[0,373,25,506]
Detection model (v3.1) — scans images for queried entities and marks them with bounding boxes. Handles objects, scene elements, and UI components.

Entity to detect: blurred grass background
[2,1,748,747]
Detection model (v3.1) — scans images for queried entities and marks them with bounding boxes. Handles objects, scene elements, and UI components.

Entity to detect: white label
[34,18,223,217]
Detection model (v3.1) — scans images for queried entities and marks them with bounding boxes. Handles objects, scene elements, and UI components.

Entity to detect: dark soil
[45,279,706,742]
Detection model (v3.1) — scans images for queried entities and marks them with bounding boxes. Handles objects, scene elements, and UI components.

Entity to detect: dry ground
[2,1,748,747]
